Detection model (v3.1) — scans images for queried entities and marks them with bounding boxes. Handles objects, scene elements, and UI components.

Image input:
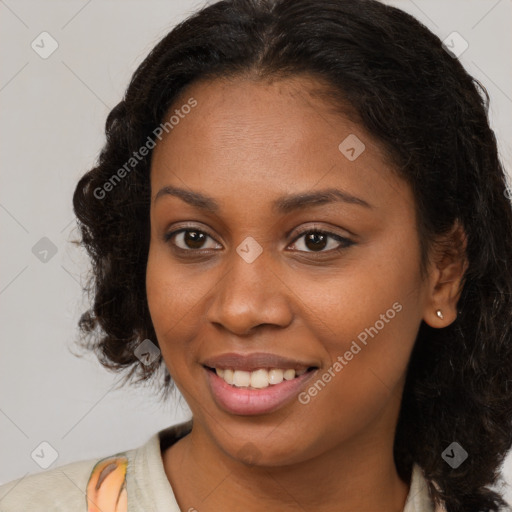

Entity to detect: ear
[423,220,468,328]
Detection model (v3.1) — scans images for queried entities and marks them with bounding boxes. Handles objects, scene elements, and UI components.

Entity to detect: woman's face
[146,76,431,466]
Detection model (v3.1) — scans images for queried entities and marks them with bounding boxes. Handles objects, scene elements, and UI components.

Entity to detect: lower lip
[205,367,318,415]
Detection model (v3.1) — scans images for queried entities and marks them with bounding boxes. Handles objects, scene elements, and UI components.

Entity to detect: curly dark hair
[71,0,512,510]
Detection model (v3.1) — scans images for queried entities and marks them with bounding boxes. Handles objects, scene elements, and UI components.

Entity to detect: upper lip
[202,352,318,372]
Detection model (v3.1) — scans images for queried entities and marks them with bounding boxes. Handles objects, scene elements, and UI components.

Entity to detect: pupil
[185,231,205,249]
[306,232,326,251]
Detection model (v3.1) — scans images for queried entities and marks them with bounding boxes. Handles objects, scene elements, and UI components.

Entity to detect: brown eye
[290,230,354,253]
[164,229,221,251]
[304,232,328,251]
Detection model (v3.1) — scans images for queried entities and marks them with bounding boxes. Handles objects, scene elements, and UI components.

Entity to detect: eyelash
[163,225,355,256]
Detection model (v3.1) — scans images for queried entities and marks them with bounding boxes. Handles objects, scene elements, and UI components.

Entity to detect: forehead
[150,76,409,213]
[156,75,363,157]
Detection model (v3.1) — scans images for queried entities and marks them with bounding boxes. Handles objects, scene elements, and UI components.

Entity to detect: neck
[163,415,410,512]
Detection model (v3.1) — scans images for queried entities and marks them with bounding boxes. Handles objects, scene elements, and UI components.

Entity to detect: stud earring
[436,309,444,319]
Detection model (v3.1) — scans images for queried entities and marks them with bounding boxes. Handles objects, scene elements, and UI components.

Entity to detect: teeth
[283,369,296,380]
[213,367,311,388]
[223,368,234,385]
[268,369,283,385]
[250,369,269,388]
[233,370,251,387]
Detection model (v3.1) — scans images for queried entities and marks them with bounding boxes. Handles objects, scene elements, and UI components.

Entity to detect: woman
[1,0,511,511]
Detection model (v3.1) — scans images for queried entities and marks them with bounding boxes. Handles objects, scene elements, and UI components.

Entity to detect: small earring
[436,309,444,319]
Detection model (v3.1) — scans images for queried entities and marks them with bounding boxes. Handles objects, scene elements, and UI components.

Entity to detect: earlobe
[424,306,456,328]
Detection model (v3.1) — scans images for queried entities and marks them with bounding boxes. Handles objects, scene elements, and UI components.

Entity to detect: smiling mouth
[204,366,318,389]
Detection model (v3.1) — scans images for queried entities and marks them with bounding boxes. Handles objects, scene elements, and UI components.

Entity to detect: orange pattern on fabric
[86,455,128,512]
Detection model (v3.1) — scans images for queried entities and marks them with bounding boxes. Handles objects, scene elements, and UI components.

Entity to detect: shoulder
[0,451,132,512]
[0,421,192,512]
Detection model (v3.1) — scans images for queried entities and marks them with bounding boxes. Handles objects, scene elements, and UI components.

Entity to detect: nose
[206,247,294,336]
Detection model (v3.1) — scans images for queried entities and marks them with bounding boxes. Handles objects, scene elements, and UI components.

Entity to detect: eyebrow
[154,185,373,213]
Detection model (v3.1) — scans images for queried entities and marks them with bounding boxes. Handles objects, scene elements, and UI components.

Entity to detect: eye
[164,226,354,254]
[164,228,221,251]
[289,228,354,253]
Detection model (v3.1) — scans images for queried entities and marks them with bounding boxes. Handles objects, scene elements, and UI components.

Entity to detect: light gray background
[1,0,511,502]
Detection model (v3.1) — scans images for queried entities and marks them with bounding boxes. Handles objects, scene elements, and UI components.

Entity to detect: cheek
[291,302,420,454]
[292,240,423,411]
[145,246,192,367]
[145,243,219,378]
[294,251,422,360]
[146,241,204,328]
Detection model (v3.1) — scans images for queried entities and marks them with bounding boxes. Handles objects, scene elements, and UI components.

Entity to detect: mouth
[203,365,319,415]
